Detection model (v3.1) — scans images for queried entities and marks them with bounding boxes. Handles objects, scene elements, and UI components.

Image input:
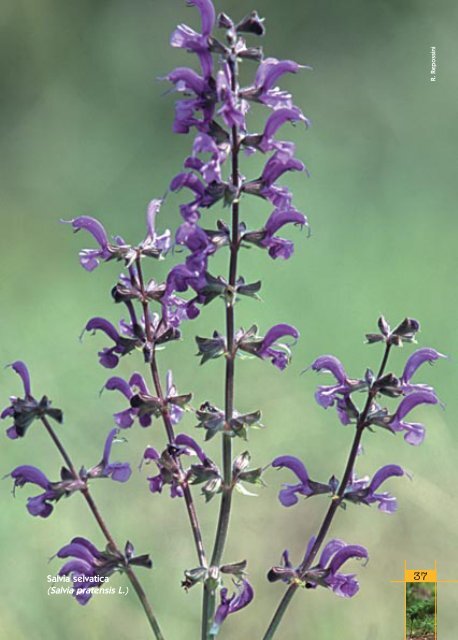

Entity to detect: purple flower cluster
[164,0,309,336]
[56,538,151,604]
[310,330,444,445]
[142,433,219,500]
[2,0,447,637]
[268,317,444,601]
[4,364,132,518]
[268,539,368,598]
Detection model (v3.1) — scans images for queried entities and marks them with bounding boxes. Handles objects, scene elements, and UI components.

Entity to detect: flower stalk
[136,255,207,568]
[40,416,165,640]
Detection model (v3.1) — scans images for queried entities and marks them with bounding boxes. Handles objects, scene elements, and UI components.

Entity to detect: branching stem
[262,343,392,640]
[39,416,165,640]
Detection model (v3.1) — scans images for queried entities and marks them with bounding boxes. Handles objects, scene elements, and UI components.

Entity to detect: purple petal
[255,58,304,92]
[143,446,160,461]
[85,318,120,343]
[170,172,205,197]
[328,573,360,598]
[6,425,19,439]
[368,465,404,493]
[68,216,109,249]
[99,349,119,369]
[213,579,254,632]
[402,348,446,383]
[302,535,317,566]
[272,455,309,485]
[261,149,305,186]
[27,494,54,517]
[375,494,398,513]
[213,589,230,628]
[278,484,303,506]
[146,199,162,238]
[129,373,149,395]
[105,376,132,399]
[102,428,118,465]
[186,0,216,36]
[11,465,50,489]
[328,544,368,574]
[266,237,295,260]
[262,107,309,144]
[59,559,94,576]
[148,474,163,494]
[261,324,299,350]
[395,391,438,420]
[9,361,32,396]
[168,67,206,95]
[318,539,346,568]
[311,355,347,384]
[264,207,307,237]
[57,542,96,564]
[70,537,103,558]
[403,422,425,446]
[106,462,132,483]
[174,433,207,463]
[114,409,134,429]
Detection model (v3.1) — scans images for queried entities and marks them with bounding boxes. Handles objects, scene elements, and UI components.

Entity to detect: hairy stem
[202,55,240,639]
[262,344,392,640]
[135,256,207,568]
[40,416,165,640]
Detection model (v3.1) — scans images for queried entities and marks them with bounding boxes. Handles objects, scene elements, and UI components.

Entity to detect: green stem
[201,54,240,639]
[40,416,165,640]
[136,255,207,569]
[262,344,392,639]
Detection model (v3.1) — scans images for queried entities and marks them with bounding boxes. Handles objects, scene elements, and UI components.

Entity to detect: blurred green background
[1,0,457,638]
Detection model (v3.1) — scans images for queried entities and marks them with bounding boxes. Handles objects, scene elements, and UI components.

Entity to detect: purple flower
[167,67,209,96]
[310,355,366,420]
[239,324,299,370]
[1,361,63,439]
[261,148,306,187]
[243,206,308,260]
[170,0,216,78]
[9,465,85,518]
[86,429,132,483]
[258,324,299,370]
[216,62,248,130]
[344,465,405,513]
[140,199,171,256]
[66,216,115,271]
[170,171,225,209]
[67,202,169,271]
[211,579,254,634]
[242,147,307,208]
[240,57,309,109]
[166,68,216,134]
[165,225,216,315]
[57,538,152,605]
[305,539,369,598]
[400,348,446,394]
[272,455,332,506]
[165,371,186,425]
[84,317,141,368]
[389,391,438,445]
[244,107,310,153]
[143,445,185,498]
[104,373,152,428]
[184,132,229,184]
[2,361,32,439]
[143,434,215,498]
